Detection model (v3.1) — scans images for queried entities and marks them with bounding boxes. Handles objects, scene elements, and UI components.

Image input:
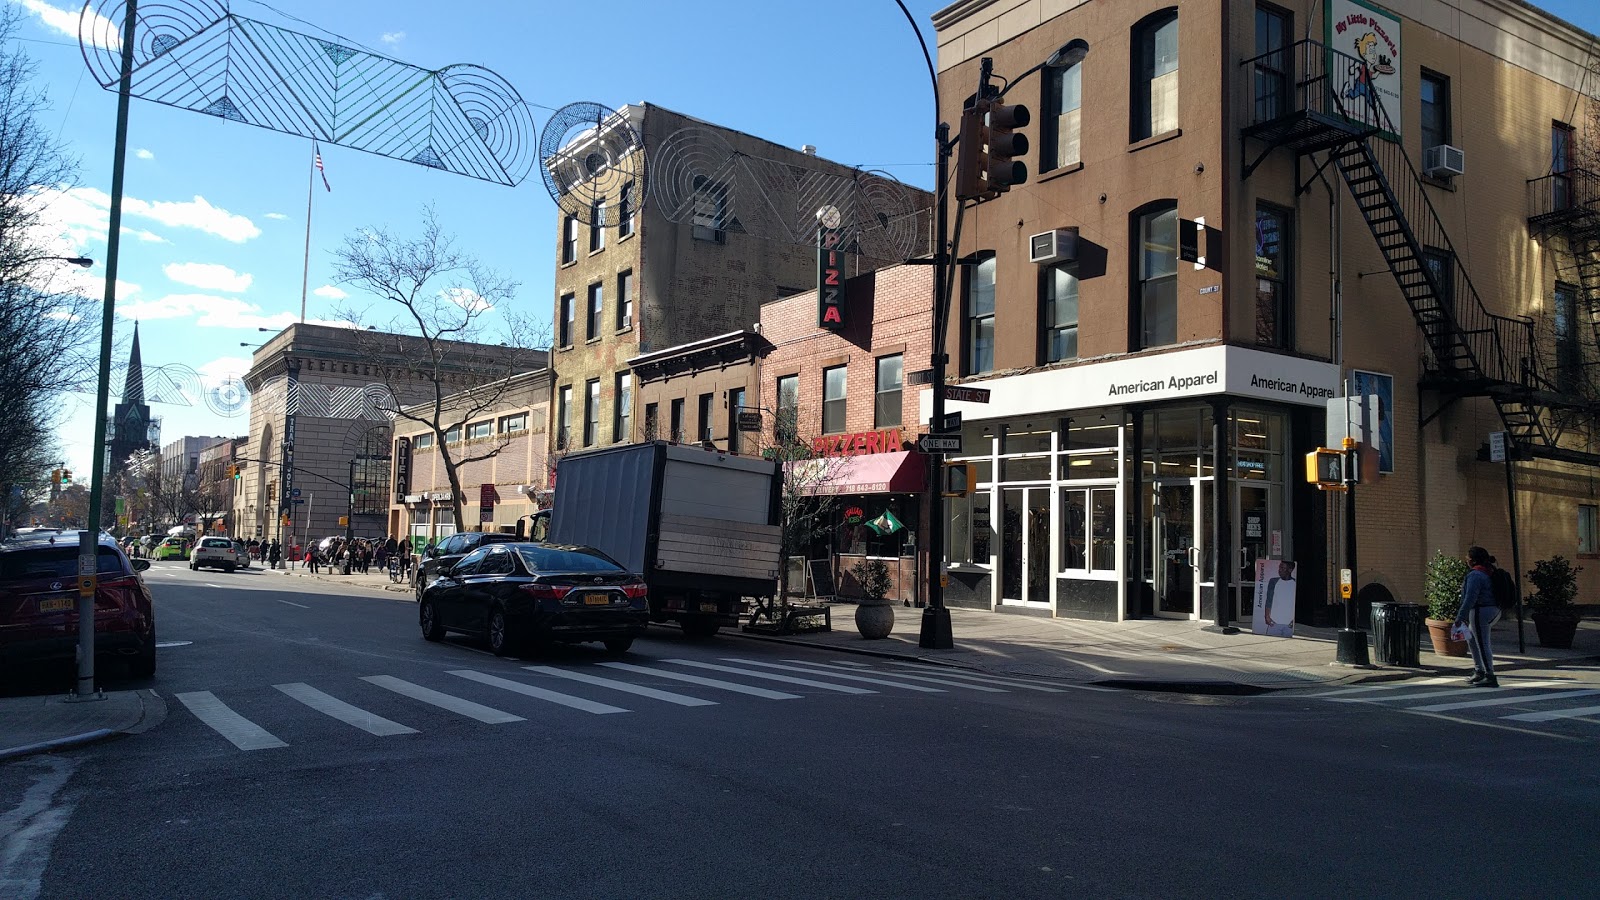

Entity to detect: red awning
[790,451,927,496]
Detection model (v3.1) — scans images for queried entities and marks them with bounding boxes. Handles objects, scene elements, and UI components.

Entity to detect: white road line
[664,659,877,694]
[721,658,945,693]
[523,666,717,707]
[782,660,1008,693]
[1303,677,1458,698]
[597,662,802,700]
[273,683,419,736]
[1330,680,1568,704]
[360,676,524,724]
[448,670,629,715]
[173,691,287,751]
[881,663,1076,693]
[1503,704,1600,723]
[276,599,310,609]
[204,583,224,589]
[1409,689,1600,713]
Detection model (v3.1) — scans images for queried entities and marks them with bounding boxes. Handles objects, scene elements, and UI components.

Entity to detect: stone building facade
[629,331,770,453]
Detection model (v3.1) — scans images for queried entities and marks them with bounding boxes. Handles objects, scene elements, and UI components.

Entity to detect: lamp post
[6,255,95,269]
[893,2,1085,649]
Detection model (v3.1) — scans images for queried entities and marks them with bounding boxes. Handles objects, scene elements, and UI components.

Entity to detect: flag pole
[299,138,316,323]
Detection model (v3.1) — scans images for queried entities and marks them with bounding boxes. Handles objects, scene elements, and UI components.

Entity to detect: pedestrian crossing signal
[1305,449,1345,490]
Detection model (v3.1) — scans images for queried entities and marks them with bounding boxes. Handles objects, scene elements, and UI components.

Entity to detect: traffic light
[51,468,61,486]
[942,461,977,498]
[1305,449,1345,491]
[954,97,1030,202]
[60,468,72,486]
[227,464,241,480]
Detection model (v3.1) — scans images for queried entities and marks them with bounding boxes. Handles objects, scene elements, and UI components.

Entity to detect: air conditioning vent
[1029,228,1079,265]
[620,315,632,328]
[1423,144,1464,178]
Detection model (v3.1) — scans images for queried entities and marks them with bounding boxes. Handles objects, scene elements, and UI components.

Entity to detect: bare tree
[333,207,545,532]
[761,410,846,601]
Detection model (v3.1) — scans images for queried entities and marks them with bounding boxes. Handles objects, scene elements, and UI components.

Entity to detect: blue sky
[5,0,1597,479]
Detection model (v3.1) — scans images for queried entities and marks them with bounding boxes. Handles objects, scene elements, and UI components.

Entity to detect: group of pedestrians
[304,535,413,578]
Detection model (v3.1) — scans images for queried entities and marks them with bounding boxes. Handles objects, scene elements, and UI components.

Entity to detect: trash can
[1370,602,1393,663]
[1371,602,1423,667]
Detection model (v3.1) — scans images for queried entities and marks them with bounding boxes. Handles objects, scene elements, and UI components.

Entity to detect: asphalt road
[4,561,1598,899]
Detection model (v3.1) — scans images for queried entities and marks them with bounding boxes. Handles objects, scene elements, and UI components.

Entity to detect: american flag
[314,142,331,192]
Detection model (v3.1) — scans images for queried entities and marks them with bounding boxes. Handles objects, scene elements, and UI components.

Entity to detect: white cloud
[128,194,260,243]
[380,31,406,46]
[135,148,154,160]
[118,293,347,330]
[442,287,492,313]
[123,227,167,243]
[45,309,81,323]
[15,0,119,50]
[312,284,348,300]
[30,186,261,247]
[264,212,290,221]
[164,262,253,293]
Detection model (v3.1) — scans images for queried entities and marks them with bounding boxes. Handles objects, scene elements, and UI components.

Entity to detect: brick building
[929,0,1600,625]
[629,331,770,451]
[196,436,245,535]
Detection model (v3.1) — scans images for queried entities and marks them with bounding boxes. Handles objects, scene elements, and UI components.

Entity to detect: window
[670,398,685,442]
[618,182,635,238]
[1255,204,1291,349]
[498,413,526,434]
[1061,487,1117,574]
[1554,121,1575,209]
[692,176,727,242]
[1419,70,1451,151]
[561,215,577,263]
[697,393,714,443]
[1422,246,1454,316]
[586,283,603,340]
[965,252,996,374]
[1253,3,1291,121]
[776,374,799,443]
[413,433,434,450]
[613,373,632,442]
[874,355,903,428]
[589,200,605,252]
[1136,202,1179,348]
[617,270,633,329]
[445,425,462,444]
[1555,283,1581,391]
[467,420,493,440]
[728,386,745,454]
[1581,504,1599,555]
[559,293,574,348]
[557,385,572,449]
[1040,61,1082,172]
[1133,10,1179,141]
[644,402,659,440]
[823,365,847,434]
[583,379,600,447]
[1041,265,1079,363]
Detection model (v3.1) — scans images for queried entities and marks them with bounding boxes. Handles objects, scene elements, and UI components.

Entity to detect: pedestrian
[268,540,282,570]
[307,546,318,574]
[1457,546,1502,687]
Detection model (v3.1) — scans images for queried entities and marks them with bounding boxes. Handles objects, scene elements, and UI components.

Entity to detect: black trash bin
[1370,602,1394,663]
[1372,602,1423,666]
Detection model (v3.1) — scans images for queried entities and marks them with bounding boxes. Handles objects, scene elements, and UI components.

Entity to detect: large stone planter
[855,599,895,639]
[1532,611,1580,649]
[1425,617,1469,657]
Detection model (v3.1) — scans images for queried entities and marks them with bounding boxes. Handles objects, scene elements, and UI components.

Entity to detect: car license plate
[38,597,76,613]
[583,594,610,606]
[699,602,718,613]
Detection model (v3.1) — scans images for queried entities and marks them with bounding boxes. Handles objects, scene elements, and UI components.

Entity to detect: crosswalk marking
[1503,704,1600,723]
[721,659,945,693]
[1328,681,1567,704]
[523,666,717,707]
[596,662,801,700]
[881,663,1075,693]
[1410,689,1600,714]
[664,659,877,694]
[1303,677,1458,699]
[174,691,287,751]
[449,670,629,715]
[782,660,1008,693]
[273,683,419,736]
[361,675,524,724]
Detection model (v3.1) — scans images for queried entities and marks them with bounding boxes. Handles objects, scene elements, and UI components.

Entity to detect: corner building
[931,0,1600,625]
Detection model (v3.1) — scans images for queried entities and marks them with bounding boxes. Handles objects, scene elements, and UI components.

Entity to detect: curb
[0,689,165,763]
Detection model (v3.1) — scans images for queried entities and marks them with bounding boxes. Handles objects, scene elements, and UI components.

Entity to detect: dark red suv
[0,531,156,677]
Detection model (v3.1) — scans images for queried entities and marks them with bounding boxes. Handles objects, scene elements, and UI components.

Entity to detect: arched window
[964,252,997,375]
[1132,9,1179,141]
[1134,201,1178,349]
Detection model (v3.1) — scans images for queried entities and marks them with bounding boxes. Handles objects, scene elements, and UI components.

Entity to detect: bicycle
[388,555,403,583]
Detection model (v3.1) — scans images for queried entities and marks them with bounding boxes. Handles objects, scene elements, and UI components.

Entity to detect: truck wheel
[603,637,634,655]
[681,619,721,639]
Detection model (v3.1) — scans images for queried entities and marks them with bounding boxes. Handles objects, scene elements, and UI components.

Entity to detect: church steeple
[121,321,145,405]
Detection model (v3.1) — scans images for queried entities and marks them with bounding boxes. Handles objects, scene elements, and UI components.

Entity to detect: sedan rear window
[201,538,233,548]
[0,547,127,581]
[515,546,624,573]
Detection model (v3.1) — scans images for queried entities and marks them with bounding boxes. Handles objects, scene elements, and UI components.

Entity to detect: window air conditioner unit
[1029,228,1079,265]
[621,314,631,328]
[1423,144,1465,178]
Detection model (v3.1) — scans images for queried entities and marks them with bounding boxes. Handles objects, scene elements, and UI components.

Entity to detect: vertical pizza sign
[1326,0,1402,138]
[817,206,846,332]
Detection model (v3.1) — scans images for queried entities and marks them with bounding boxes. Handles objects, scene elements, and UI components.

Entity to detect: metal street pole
[343,457,355,574]
[76,1,139,699]
[920,118,955,650]
[1505,453,1525,653]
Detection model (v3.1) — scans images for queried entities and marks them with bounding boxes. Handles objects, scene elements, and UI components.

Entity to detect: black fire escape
[1241,40,1600,466]
[1528,165,1600,404]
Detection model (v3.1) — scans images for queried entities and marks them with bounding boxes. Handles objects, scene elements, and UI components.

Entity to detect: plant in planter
[851,558,895,639]
[1423,550,1471,657]
[1526,555,1583,649]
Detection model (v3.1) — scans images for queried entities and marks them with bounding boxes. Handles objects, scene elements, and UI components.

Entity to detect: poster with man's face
[1252,558,1296,638]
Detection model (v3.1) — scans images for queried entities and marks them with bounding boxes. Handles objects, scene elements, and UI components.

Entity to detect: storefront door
[1000,488,1051,608]
[1235,482,1273,622]
[1152,480,1202,618]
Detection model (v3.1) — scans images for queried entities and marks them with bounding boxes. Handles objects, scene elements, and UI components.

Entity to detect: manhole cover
[155,641,192,648]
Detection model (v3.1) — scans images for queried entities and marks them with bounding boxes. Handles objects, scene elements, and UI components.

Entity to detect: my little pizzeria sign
[812,428,903,456]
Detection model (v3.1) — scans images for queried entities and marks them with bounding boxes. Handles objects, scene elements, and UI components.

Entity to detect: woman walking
[1457,546,1501,688]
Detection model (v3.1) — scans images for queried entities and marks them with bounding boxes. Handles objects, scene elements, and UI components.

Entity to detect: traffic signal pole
[920,118,956,650]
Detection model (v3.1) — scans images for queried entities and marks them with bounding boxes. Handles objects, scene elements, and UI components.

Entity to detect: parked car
[414,531,519,600]
[0,531,156,676]
[419,542,648,655]
[191,536,246,571]
[231,539,252,568]
[151,537,189,560]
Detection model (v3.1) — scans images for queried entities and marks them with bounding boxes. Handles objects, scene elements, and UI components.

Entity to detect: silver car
[191,536,246,571]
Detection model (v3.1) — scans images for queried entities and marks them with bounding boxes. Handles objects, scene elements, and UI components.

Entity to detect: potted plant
[1526,555,1582,649]
[1423,550,1470,657]
[851,558,895,639]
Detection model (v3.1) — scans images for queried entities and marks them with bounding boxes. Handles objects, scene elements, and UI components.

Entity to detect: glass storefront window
[1061,451,1117,480]
[1090,488,1116,572]
[1003,455,1051,482]
[1001,426,1052,455]
[1062,486,1117,575]
[1062,412,1121,450]
[947,489,993,567]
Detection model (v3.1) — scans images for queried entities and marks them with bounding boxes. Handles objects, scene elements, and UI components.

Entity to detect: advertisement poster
[1326,0,1402,137]
[1252,558,1297,638]
[1350,370,1394,473]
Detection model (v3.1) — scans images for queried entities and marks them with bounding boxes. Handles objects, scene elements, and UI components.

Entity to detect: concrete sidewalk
[735,603,1600,692]
[0,690,166,762]
[265,564,415,597]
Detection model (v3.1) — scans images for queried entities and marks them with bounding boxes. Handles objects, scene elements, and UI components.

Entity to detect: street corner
[0,688,166,763]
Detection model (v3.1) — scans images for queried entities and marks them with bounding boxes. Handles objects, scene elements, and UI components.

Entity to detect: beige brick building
[930,0,1600,625]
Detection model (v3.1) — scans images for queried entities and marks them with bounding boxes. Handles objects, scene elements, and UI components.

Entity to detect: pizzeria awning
[789,451,927,496]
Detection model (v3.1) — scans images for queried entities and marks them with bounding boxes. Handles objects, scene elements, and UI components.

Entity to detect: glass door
[1152,480,1201,618]
[1236,483,1272,622]
[1000,487,1051,607]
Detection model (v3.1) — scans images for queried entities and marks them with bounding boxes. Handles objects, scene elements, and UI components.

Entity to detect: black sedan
[418,542,648,656]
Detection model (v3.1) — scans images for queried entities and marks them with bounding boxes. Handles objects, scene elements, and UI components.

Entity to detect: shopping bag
[1449,622,1471,642]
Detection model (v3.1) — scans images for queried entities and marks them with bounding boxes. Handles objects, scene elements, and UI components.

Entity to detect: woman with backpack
[1456,546,1502,688]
